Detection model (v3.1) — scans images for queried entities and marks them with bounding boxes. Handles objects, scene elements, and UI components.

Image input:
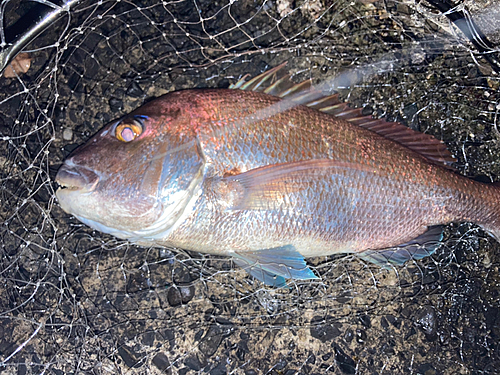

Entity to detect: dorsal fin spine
[230,64,456,169]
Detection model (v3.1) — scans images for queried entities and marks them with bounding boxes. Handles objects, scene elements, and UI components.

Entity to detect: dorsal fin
[230,63,457,169]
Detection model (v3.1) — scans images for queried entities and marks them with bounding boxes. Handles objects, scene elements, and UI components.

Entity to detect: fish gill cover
[0,0,499,374]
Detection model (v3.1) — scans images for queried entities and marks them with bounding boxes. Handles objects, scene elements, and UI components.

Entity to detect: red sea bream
[55,64,500,286]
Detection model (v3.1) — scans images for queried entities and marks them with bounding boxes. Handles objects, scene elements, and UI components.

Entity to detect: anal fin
[233,245,318,287]
[358,226,444,267]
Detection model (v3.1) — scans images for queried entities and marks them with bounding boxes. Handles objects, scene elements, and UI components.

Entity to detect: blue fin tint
[358,226,444,267]
[232,245,318,287]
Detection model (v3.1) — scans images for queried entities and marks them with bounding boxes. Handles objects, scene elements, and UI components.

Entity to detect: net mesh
[0,0,499,373]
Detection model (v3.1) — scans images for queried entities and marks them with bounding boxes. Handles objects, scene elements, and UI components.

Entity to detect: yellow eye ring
[115,119,143,142]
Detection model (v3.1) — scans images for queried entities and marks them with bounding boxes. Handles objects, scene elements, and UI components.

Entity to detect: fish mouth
[55,163,99,192]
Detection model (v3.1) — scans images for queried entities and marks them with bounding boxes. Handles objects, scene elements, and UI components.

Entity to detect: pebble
[167,286,182,307]
[152,353,171,375]
[63,128,73,141]
[334,345,356,374]
[310,316,341,342]
[416,305,437,340]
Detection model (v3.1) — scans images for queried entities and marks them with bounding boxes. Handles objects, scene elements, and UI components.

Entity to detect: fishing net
[0,0,499,373]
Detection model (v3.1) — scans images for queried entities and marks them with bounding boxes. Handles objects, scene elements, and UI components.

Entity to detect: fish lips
[55,163,100,193]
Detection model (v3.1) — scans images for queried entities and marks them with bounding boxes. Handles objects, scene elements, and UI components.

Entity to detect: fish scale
[167,142,452,254]
[56,65,500,287]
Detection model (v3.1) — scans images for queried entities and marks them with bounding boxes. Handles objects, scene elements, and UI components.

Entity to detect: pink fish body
[56,64,500,286]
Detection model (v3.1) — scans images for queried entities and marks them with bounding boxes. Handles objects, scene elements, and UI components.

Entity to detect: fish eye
[115,117,145,142]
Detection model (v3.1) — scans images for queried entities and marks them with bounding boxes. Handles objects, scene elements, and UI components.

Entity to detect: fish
[55,63,500,287]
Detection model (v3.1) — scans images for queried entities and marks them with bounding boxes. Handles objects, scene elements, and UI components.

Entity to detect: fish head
[56,94,205,241]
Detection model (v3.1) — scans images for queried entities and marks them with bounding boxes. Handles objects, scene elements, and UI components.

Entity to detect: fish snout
[56,162,99,192]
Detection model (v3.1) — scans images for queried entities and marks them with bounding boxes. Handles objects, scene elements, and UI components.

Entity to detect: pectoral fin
[358,226,444,267]
[224,159,373,210]
[233,245,318,287]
